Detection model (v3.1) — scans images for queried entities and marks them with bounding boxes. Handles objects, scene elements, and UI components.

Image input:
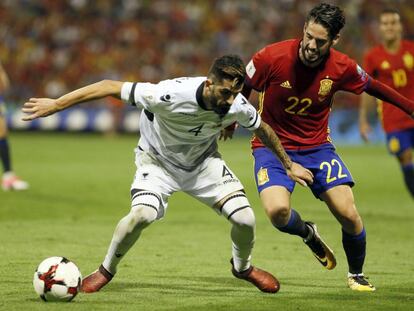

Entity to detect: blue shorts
[386,128,414,156]
[253,144,354,199]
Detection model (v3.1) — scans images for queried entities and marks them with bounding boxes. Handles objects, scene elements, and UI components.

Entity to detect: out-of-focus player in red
[235,3,414,292]
[360,9,414,198]
[0,61,28,191]
[105,97,124,137]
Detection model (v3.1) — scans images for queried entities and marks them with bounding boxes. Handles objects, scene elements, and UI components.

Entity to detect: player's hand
[286,162,314,187]
[219,123,237,141]
[359,119,371,143]
[22,98,59,121]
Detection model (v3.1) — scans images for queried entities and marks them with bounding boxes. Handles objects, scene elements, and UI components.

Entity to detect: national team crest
[257,167,269,186]
[389,137,401,154]
[318,79,333,98]
[403,52,414,70]
[380,60,390,70]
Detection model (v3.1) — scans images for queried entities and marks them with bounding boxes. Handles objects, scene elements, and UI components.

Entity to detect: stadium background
[2,0,414,142]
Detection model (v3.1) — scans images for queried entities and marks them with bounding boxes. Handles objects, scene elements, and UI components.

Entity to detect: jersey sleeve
[340,59,370,94]
[245,47,270,91]
[121,82,159,111]
[362,51,375,76]
[233,94,261,131]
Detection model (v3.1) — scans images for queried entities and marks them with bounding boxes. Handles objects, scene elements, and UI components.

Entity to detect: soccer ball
[33,256,82,302]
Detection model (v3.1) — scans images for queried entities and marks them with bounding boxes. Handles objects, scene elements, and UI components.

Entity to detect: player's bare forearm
[359,93,375,142]
[254,121,292,169]
[55,80,123,109]
[22,80,123,121]
[254,121,314,186]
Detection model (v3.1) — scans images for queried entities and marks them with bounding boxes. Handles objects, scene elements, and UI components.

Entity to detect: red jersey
[246,39,369,150]
[363,40,414,133]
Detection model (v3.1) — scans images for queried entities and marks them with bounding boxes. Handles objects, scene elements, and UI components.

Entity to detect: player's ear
[332,34,340,46]
[205,78,214,88]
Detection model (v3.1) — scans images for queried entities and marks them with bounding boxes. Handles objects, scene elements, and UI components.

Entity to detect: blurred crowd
[1,0,414,107]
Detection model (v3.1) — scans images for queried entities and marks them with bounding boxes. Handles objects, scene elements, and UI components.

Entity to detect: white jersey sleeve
[232,93,261,131]
[121,82,159,111]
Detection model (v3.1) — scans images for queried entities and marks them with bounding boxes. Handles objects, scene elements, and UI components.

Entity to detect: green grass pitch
[1,132,413,311]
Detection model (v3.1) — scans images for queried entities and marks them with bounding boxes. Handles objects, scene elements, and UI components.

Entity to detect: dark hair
[208,54,246,89]
[380,8,401,17]
[306,3,345,40]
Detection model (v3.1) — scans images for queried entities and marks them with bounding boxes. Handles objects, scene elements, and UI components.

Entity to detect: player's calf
[401,163,414,197]
[219,191,255,272]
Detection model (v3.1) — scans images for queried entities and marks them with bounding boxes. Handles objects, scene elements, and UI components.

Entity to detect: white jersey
[121,77,261,171]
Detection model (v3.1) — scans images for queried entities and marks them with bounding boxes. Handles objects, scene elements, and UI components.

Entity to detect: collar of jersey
[196,81,210,110]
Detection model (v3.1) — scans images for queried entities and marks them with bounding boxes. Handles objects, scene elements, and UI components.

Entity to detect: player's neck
[383,38,401,54]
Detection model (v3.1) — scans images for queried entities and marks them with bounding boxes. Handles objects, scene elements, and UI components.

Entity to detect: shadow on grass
[107,276,243,295]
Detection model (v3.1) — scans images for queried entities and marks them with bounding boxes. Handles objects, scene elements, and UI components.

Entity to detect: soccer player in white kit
[22,55,313,294]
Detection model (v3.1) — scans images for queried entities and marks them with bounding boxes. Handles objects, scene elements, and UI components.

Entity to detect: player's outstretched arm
[253,121,314,186]
[22,80,124,121]
[365,78,414,118]
[359,92,376,143]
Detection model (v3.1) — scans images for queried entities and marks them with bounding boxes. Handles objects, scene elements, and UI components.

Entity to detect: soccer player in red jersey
[0,61,29,191]
[240,3,414,291]
[360,9,414,198]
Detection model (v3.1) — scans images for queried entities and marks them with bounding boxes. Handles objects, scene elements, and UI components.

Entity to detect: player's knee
[398,149,412,166]
[343,212,362,228]
[265,204,290,224]
[339,208,362,232]
[0,116,8,137]
[220,192,255,229]
[230,207,256,229]
[128,190,162,227]
[129,205,157,227]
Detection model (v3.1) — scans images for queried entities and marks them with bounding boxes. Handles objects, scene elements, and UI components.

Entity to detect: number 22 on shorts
[319,159,348,184]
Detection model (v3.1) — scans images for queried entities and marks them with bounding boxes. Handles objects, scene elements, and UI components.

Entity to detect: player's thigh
[253,147,295,194]
[386,130,412,164]
[395,128,414,165]
[320,185,362,232]
[185,156,244,210]
[131,151,180,218]
[259,185,291,216]
[398,148,413,166]
[0,115,7,138]
[303,147,354,199]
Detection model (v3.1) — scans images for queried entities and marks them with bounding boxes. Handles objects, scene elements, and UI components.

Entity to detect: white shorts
[130,150,244,214]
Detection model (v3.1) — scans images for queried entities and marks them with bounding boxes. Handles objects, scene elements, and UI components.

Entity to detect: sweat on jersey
[121,77,261,171]
[245,39,370,150]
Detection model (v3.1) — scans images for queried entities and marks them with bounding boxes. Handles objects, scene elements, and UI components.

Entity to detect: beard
[212,103,231,116]
[302,46,320,63]
[209,97,231,116]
